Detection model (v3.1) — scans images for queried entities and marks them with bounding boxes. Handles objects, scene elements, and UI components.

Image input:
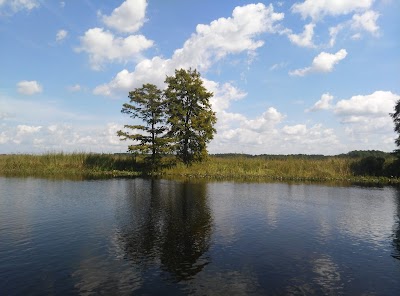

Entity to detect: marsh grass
[1,153,399,184]
[162,156,353,180]
[0,153,140,178]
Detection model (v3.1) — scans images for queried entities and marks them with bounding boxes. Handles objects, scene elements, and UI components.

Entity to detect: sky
[0,0,399,155]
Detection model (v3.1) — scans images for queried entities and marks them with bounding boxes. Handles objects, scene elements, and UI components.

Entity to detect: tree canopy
[165,68,217,165]
[391,99,400,149]
[117,83,169,168]
[117,69,217,169]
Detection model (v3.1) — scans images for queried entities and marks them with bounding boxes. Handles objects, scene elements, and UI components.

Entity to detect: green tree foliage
[164,69,217,165]
[351,156,385,176]
[391,99,400,150]
[117,84,170,168]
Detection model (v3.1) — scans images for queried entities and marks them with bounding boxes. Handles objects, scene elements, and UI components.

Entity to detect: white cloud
[289,49,347,76]
[101,0,147,33]
[76,27,154,70]
[13,124,42,144]
[209,106,340,155]
[60,2,65,8]
[328,24,344,47]
[56,29,68,42]
[283,124,307,135]
[17,80,43,95]
[0,122,127,153]
[287,23,316,48]
[307,93,334,112]
[327,91,399,149]
[16,124,41,134]
[0,131,9,144]
[0,0,39,14]
[203,79,247,113]
[94,3,284,96]
[351,10,380,35]
[335,91,398,117]
[292,0,373,20]
[327,10,379,47]
[244,107,284,132]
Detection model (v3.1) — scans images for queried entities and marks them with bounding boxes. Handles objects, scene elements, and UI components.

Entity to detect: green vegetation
[1,152,399,185]
[118,68,217,170]
[117,83,170,170]
[164,68,216,165]
[391,98,400,149]
[0,153,140,178]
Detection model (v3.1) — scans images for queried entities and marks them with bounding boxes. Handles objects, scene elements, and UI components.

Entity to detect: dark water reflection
[1,177,400,295]
[392,189,400,260]
[116,180,212,284]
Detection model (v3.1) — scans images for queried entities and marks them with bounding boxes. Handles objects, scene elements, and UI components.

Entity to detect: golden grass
[0,153,398,184]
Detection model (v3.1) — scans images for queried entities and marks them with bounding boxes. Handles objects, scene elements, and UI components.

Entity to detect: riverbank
[0,152,399,185]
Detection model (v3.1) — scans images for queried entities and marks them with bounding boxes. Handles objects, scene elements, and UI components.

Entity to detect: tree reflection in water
[393,188,400,260]
[116,179,212,282]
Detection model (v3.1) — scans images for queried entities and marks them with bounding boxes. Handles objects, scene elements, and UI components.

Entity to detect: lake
[1,177,399,295]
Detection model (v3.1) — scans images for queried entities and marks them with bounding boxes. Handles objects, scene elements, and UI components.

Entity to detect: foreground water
[1,177,400,295]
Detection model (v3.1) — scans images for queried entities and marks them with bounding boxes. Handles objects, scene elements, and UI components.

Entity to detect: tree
[391,99,400,150]
[164,68,217,165]
[117,83,169,169]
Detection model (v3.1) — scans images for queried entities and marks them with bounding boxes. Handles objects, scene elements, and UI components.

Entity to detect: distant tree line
[351,100,400,178]
[117,68,216,171]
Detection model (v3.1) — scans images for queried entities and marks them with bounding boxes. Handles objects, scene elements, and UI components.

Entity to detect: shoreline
[1,152,399,186]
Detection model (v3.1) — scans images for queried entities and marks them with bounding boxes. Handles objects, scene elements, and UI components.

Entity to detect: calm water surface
[1,177,400,295]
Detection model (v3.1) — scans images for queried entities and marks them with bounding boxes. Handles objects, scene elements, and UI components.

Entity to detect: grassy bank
[1,152,399,185]
[0,153,140,178]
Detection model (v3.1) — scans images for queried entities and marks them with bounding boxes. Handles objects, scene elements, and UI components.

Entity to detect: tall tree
[164,68,217,165]
[391,99,400,149]
[117,83,169,168]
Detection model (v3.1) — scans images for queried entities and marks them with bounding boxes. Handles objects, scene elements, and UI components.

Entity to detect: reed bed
[1,153,398,184]
[0,153,139,178]
[162,156,354,181]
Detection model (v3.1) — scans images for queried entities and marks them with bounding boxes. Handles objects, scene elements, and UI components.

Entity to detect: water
[1,177,399,295]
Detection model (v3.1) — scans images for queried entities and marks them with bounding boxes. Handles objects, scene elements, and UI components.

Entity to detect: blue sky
[0,0,399,155]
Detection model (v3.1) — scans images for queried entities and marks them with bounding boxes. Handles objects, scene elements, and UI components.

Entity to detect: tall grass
[0,153,398,184]
[0,153,139,178]
[162,156,354,181]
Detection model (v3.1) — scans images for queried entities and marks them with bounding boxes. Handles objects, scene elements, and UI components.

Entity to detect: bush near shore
[1,151,399,184]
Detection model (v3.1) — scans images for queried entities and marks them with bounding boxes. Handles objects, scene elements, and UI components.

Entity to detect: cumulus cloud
[324,91,400,149]
[0,0,40,14]
[307,93,334,112]
[289,49,347,76]
[351,10,380,35]
[76,27,154,70]
[203,79,247,113]
[94,3,284,96]
[0,122,127,153]
[286,23,316,48]
[56,29,68,42]
[209,106,340,155]
[292,0,373,21]
[101,0,147,33]
[17,80,43,95]
[335,91,398,117]
[327,10,380,47]
[283,124,307,135]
